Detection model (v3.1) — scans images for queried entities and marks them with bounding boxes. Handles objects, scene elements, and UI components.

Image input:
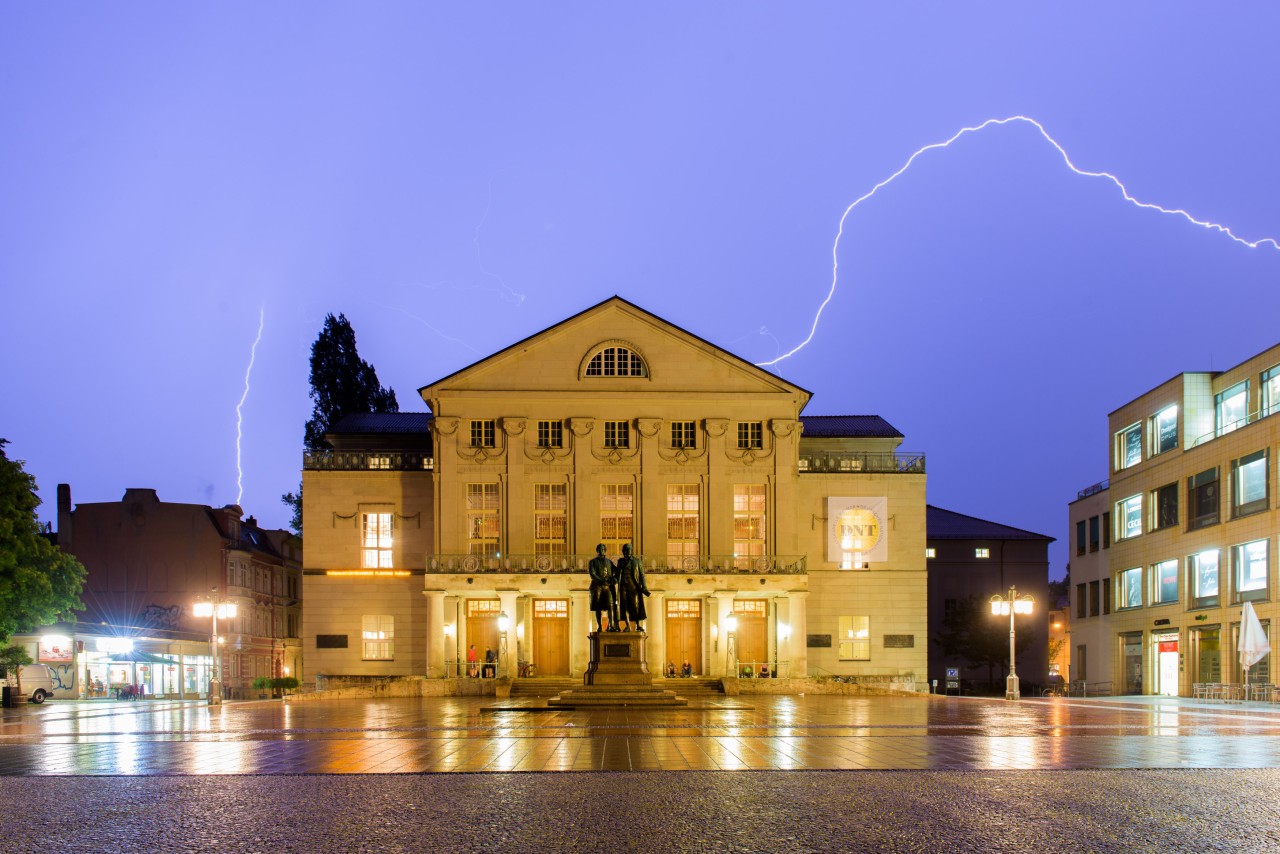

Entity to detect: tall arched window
[585,345,648,377]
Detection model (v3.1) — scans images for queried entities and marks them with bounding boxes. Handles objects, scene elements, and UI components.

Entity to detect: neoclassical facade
[302,298,927,686]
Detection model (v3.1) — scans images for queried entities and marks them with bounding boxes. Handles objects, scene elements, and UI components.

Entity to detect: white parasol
[1238,600,1270,691]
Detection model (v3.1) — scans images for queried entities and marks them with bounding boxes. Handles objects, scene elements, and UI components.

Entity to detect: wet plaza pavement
[3,694,1280,851]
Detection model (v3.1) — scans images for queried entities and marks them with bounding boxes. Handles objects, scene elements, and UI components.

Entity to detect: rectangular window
[736,421,763,450]
[1088,516,1100,552]
[1216,380,1248,436]
[925,547,936,559]
[361,513,392,568]
[1152,559,1179,605]
[1188,468,1220,530]
[1115,422,1142,470]
[671,421,696,449]
[600,483,634,553]
[361,615,393,660]
[536,420,563,449]
[1103,581,1111,615]
[1263,366,1280,419]
[1234,540,1268,602]
[1089,580,1100,617]
[1102,511,1111,549]
[367,455,391,470]
[466,483,500,556]
[1190,549,1220,608]
[1151,483,1178,530]
[1076,583,1086,618]
[1076,520,1087,557]
[1119,567,1142,609]
[975,548,990,558]
[603,421,630,449]
[1150,405,1178,455]
[1116,495,1142,540]
[470,419,496,448]
[733,484,767,563]
[1076,645,1087,681]
[533,483,567,557]
[1232,450,1268,517]
[666,484,700,566]
[837,615,870,661]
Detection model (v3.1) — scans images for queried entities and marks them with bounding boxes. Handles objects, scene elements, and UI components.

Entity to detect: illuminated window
[838,616,870,661]
[666,484,700,565]
[736,422,763,450]
[733,484,767,565]
[1263,366,1280,418]
[1118,567,1142,609]
[671,421,696,449]
[1150,483,1178,530]
[585,345,647,377]
[361,513,392,568]
[603,421,630,449]
[537,420,563,449]
[1115,495,1142,540]
[600,484,634,553]
[1115,422,1142,470]
[1232,450,1268,517]
[1190,549,1220,608]
[1152,559,1179,605]
[1150,405,1178,455]
[925,547,936,559]
[534,483,567,557]
[470,420,496,448]
[975,548,990,559]
[1216,380,1248,436]
[368,456,391,470]
[1234,540,1268,602]
[466,483,500,556]
[1188,468,1220,530]
[362,615,393,660]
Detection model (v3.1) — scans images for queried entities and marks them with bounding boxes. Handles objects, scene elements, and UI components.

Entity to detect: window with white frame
[1234,539,1268,602]
[537,420,563,449]
[585,345,647,377]
[1153,559,1179,605]
[1150,405,1178,456]
[1115,423,1142,470]
[666,484,700,565]
[361,513,393,568]
[1190,549,1220,608]
[1232,450,1268,517]
[671,421,696,449]
[733,484,767,563]
[600,483,634,554]
[466,483,500,556]
[975,548,990,558]
[736,421,763,450]
[470,419,496,448]
[1151,483,1178,530]
[368,455,391,470]
[1263,366,1280,419]
[533,483,567,557]
[838,615,870,660]
[362,615,393,660]
[603,421,630,449]
[1119,567,1142,609]
[1116,495,1142,540]
[1216,380,1248,436]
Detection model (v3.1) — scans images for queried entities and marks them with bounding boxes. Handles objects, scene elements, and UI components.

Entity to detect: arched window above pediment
[581,340,649,379]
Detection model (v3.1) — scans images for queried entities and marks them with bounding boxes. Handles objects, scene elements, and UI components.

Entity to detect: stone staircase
[512,676,725,698]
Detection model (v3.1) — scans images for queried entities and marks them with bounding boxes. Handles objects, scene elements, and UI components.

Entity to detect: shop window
[361,615,394,660]
[1115,495,1142,541]
[1231,450,1268,518]
[1188,468,1219,530]
[838,616,870,661]
[1234,540,1268,603]
[1150,483,1178,530]
[1152,559,1179,605]
[1216,380,1248,436]
[1118,567,1142,610]
[1115,422,1142,470]
[1190,549,1220,609]
[1150,405,1178,455]
[361,513,392,568]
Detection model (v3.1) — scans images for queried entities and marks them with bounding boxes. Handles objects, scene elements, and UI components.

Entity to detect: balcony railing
[426,553,806,575]
[1076,479,1109,499]
[798,451,924,474]
[1190,404,1280,449]
[304,451,434,471]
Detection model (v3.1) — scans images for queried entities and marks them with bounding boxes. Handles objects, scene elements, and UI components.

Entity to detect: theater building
[302,298,928,687]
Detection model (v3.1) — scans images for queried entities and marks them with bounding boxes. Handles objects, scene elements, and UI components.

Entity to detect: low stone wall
[291,675,505,702]
[726,675,922,696]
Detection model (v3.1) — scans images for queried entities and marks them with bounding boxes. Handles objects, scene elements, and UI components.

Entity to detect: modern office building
[1068,480,1113,690]
[302,297,929,688]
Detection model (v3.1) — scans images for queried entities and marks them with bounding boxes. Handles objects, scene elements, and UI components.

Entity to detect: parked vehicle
[4,663,57,704]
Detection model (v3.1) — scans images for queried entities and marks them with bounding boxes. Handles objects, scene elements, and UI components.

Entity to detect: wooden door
[734,600,768,675]
[532,599,569,676]
[466,599,501,675]
[665,599,702,675]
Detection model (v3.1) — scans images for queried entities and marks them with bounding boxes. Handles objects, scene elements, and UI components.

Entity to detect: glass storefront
[82,650,214,699]
[1121,633,1143,694]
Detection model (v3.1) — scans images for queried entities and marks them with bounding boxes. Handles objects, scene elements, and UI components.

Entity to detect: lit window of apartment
[1215,380,1248,436]
[1190,549,1220,608]
[1115,422,1142,470]
[585,346,647,377]
[466,483,500,556]
[736,421,763,450]
[975,548,990,559]
[600,483,634,553]
[733,484,767,562]
[1234,540,1268,603]
[671,421,696,449]
[1152,559,1179,605]
[361,615,393,660]
[470,419,496,448]
[1076,521,1086,557]
[603,421,630,449]
[1115,495,1142,540]
[666,484,700,566]
[1088,516,1100,552]
[1188,468,1220,530]
[368,455,391,470]
[537,420,563,449]
[1231,450,1268,517]
[1150,483,1178,530]
[838,616,870,660]
[925,547,936,559]
[1263,366,1280,419]
[1118,567,1142,609]
[1149,405,1178,456]
[361,513,392,568]
[533,484,567,557]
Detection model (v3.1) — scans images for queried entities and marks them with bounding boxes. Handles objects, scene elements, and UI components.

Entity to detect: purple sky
[5,4,1280,580]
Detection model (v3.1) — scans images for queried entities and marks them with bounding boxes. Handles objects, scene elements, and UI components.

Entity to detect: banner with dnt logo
[826,497,888,566]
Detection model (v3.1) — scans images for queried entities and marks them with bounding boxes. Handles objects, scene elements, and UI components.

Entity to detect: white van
[4,663,57,704]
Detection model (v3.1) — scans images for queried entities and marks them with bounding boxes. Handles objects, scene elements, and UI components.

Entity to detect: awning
[103,652,186,665]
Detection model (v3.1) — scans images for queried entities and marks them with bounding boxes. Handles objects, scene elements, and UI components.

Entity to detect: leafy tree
[0,440,87,644]
[282,313,399,533]
[933,594,1035,689]
[0,643,34,698]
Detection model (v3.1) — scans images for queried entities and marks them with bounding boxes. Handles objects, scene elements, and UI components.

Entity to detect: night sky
[5,4,1280,580]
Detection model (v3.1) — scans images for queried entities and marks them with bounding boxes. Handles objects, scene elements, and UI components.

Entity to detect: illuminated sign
[39,636,73,662]
[826,497,889,564]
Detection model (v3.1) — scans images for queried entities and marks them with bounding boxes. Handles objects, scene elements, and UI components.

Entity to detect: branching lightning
[235,307,265,506]
[758,115,1280,367]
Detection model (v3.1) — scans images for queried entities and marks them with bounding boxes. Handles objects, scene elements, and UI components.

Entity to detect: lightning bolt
[235,307,265,506]
[759,115,1280,367]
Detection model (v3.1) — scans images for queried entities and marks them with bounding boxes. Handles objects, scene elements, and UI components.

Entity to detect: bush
[272,676,299,693]
[252,676,273,691]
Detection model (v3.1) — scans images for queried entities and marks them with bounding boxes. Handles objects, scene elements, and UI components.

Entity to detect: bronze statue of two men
[588,543,649,632]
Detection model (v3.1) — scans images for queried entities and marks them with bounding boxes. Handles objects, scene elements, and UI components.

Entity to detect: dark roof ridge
[926,504,1056,542]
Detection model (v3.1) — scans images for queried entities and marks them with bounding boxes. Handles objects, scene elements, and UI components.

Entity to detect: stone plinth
[584,630,651,685]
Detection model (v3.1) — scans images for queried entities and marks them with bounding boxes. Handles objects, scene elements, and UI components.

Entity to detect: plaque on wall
[806,634,832,648]
[883,634,915,648]
[603,644,632,658]
[316,634,349,649]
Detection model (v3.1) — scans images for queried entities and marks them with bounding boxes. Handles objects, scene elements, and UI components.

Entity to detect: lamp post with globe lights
[193,589,237,706]
[990,586,1034,700]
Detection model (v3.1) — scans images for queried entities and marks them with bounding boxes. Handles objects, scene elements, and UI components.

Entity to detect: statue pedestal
[584,630,651,685]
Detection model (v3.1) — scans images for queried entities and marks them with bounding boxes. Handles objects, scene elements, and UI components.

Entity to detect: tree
[933,594,1035,690]
[0,643,33,699]
[282,313,399,534]
[0,440,87,644]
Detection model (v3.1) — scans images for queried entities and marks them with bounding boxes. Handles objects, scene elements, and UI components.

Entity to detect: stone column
[647,590,665,672]
[788,590,809,677]
[570,590,591,677]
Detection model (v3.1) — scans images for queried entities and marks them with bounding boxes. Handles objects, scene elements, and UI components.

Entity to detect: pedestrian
[467,644,479,677]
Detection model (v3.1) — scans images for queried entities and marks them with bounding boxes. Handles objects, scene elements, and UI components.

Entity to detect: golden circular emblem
[836,506,881,552]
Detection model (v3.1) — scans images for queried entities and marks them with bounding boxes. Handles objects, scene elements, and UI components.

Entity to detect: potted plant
[252,675,272,699]
[271,676,299,699]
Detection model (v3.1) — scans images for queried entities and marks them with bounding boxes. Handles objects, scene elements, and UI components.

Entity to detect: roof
[800,415,902,439]
[926,505,1055,542]
[328,412,433,434]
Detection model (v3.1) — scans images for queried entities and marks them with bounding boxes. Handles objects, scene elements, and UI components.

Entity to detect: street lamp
[724,613,738,677]
[193,588,237,706]
[990,586,1034,700]
[497,612,510,678]
[443,623,457,677]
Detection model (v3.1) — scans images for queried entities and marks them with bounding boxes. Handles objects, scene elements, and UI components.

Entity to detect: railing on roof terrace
[798,451,924,474]
[425,553,806,575]
[304,451,434,471]
[1190,404,1279,449]
[1077,479,1109,500]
